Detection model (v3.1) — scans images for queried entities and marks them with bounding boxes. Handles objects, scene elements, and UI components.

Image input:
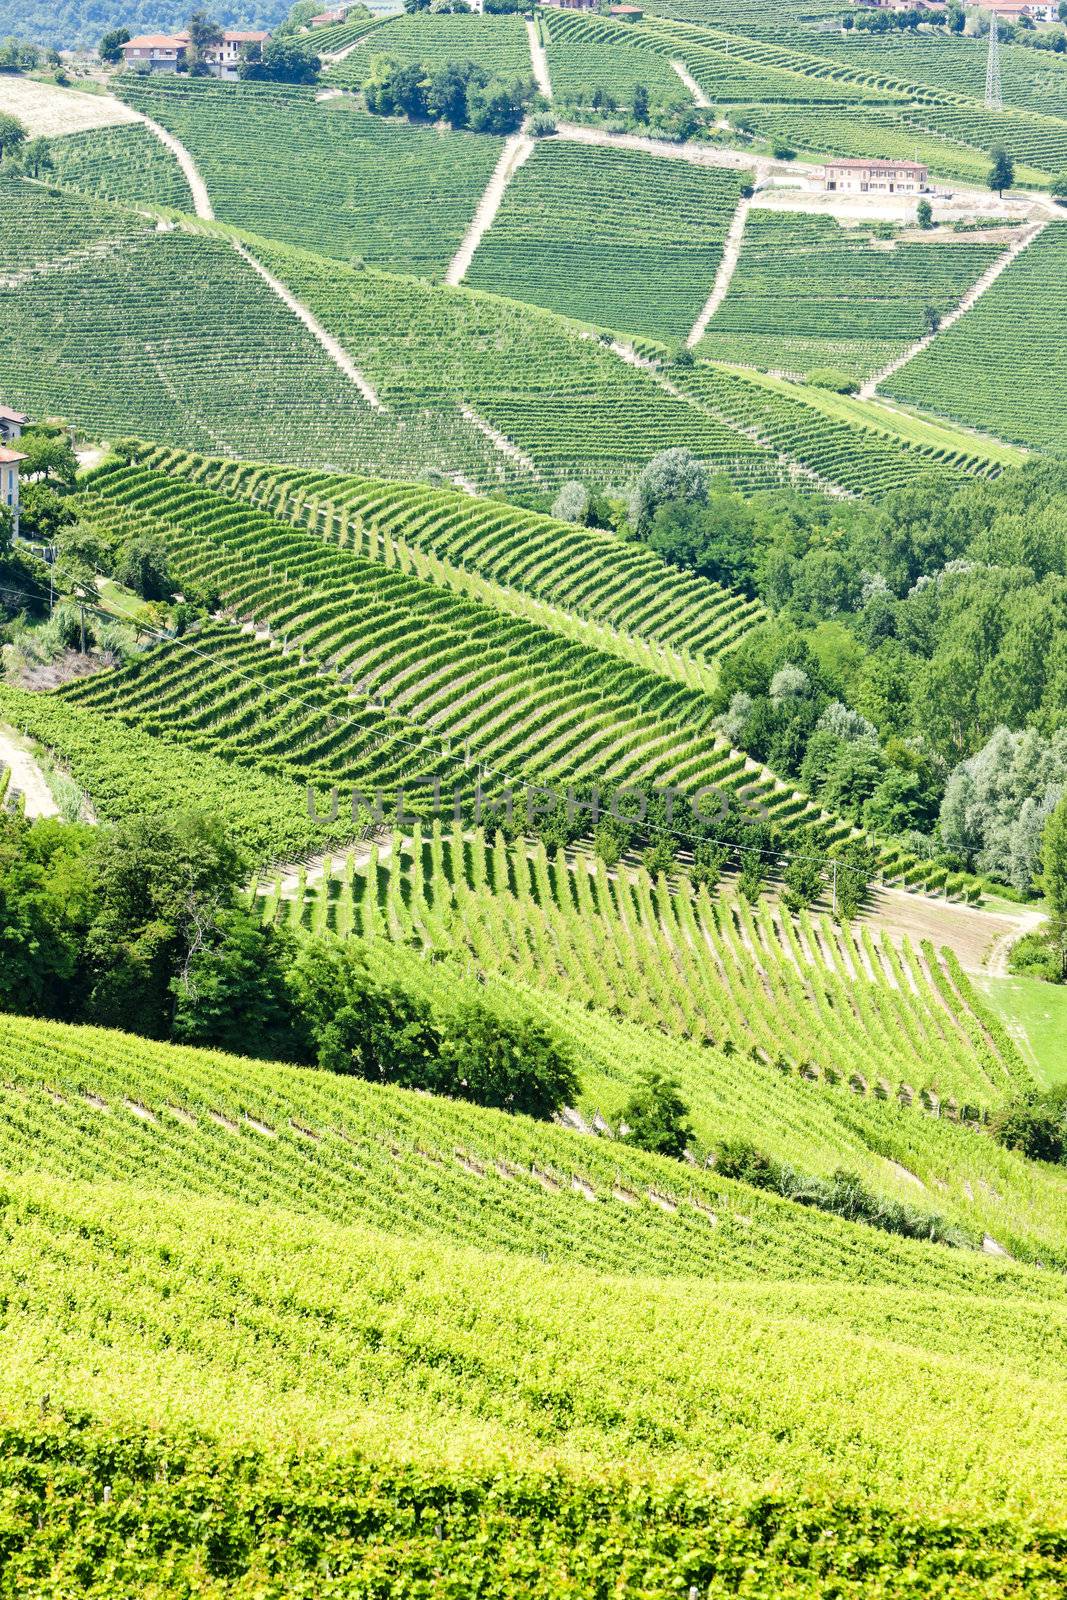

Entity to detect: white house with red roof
[0,446,25,537]
[0,405,28,446]
[121,27,270,78]
[823,158,928,194]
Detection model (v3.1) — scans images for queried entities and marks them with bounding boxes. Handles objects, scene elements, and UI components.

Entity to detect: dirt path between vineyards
[135,112,214,220]
[0,726,59,819]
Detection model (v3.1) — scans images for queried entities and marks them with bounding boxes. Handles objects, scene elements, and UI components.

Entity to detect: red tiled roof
[0,447,26,464]
[123,33,187,48]
[824,158,927,172]
[0,405,28,423]
[223,29,270,40]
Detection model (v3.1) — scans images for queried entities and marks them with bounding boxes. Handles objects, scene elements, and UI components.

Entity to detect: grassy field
[976,973,1067,1087]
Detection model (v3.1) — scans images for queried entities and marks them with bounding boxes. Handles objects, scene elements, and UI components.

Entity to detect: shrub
[619,1070,693,1159]
[805,367,859,394]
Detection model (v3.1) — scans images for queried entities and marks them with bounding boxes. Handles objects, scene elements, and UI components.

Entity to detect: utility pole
[831,857,838,917]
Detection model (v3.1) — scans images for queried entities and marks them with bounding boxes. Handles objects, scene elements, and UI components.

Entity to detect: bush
[805,367,858,394]
[619,1070,693,1159]
[441,1002,579,1118]
[991,1086,1067,1163]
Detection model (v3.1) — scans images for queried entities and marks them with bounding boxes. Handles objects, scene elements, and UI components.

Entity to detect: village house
[0,446,25,537]
[120,28,271,78]
[542,0,599,12]
[823,157,928,194]
[608,4,644,17]
[0,405,28,446]
[120,32,187,70]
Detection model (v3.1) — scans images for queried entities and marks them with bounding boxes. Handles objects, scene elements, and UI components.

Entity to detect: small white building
[823,158,928,194]
[0,405,28,445]
[0,445,25,537]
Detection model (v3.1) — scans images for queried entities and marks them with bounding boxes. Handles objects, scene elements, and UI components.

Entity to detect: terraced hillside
[699,212,1004,381]
[324,11,532,87]
[0,186,499,481]
[670,360,995,495]
[128,446,763,676]
[239,235,784,489]
[465,139,747,343]
[44,122,195,211]
[882,221,1067,455]
[114,76,505,276]
[42,460,837,845]
[541,8,687,103]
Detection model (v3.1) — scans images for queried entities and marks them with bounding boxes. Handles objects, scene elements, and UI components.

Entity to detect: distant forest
[0,0,289,50]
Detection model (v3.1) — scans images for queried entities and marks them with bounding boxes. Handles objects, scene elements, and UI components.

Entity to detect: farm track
[686,196,751,348]
[0,726,59,819]
[446,132,535,286]
[232,241,383,409]
[526,19,552,99]
[134,112,215,220]
[862,221,1049,399]
[670,61,711,109]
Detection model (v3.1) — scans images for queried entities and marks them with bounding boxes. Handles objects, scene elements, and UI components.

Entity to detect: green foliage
[619,1068,693,1158]
[239,34,320,82]
[991,1084,1067,1163]
[715,1139,973,1247]
[806,366,859,394]
[988,145,1015,193]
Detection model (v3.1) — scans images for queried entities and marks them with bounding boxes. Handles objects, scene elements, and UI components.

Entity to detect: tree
[171,912,298,1057]
[17,138,53,179]
[99,27,130,62]
[783,852,823,912]
[185,9,223,73]
[829,842,876,921]
[551,480,589,524]
[0,112,26,164]
[241,36,321,84]
[619,1069,693,1159]
[1043,792,1067,918]
[85,811,247,1036]
[991,1085,1067,1162]
[1060,0,1067,20]
[441,1002,579,1118]
[1052,174,1067,203]
[923,303,941,334]
[916,198,934,229]
[0,815,97,1020]
[988,146,1014,196]
[629,446,708,532]
[18,427,77,491]
[632,82,649,122]
[113,533,175,600]
[467,75,531,134]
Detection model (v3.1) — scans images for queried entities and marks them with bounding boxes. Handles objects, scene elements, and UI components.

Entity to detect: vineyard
[43,122,194,211]
[541,9,686,104]
[64,460,834,846]
[882,221,1067,455]
[699,211,1003,381]
[239,236,786,489]
[464,139,747,344]
[125,445,764,673]
[670,361,990,495]
[0,206,488,480]
[114,76,505,276]
[324,12,532,88]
